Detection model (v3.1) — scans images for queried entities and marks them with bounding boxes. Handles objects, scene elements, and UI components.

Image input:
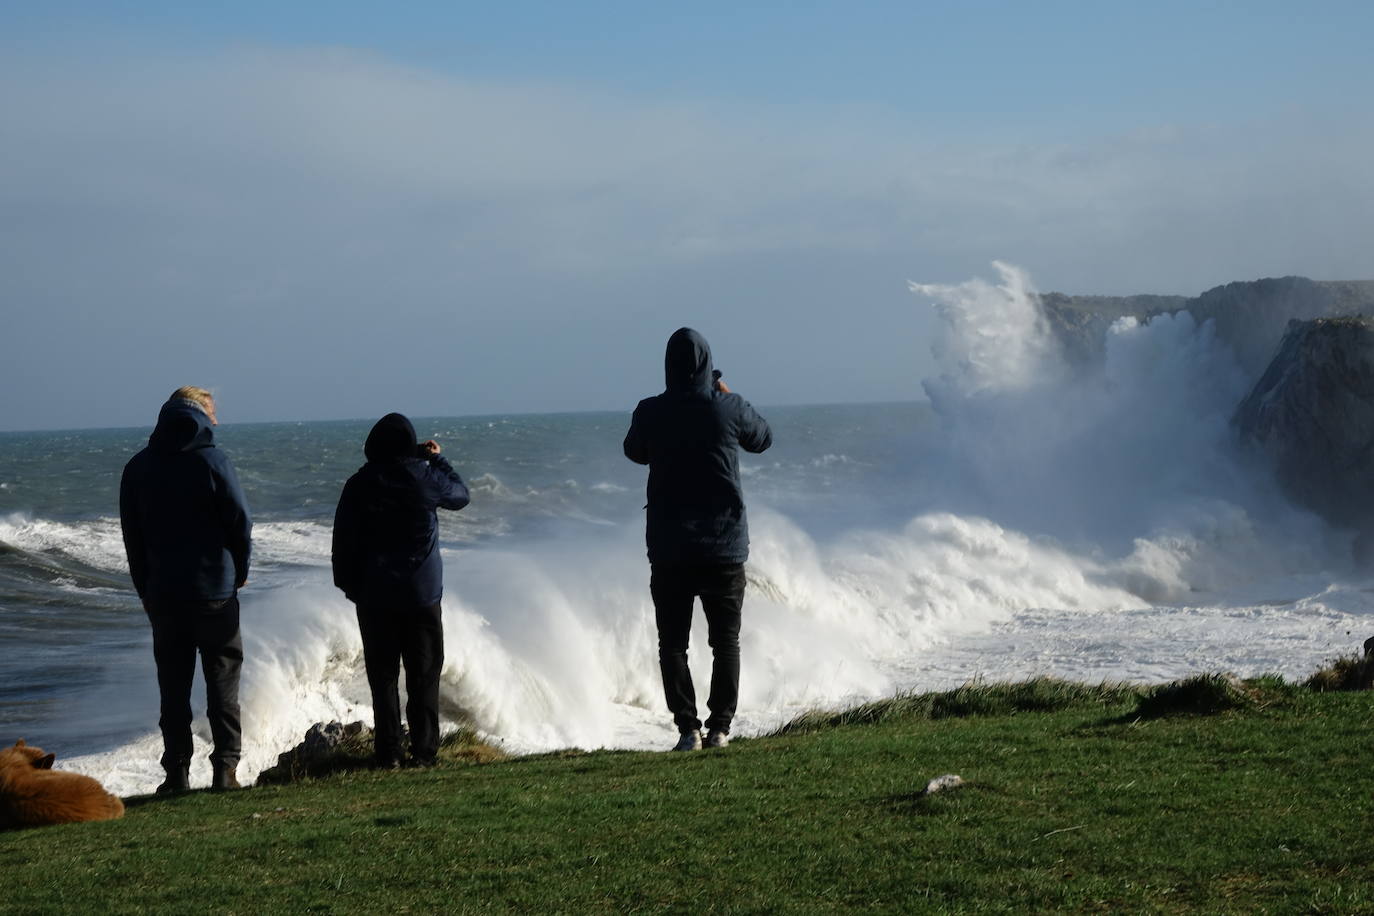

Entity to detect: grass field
[2,674,1371,913]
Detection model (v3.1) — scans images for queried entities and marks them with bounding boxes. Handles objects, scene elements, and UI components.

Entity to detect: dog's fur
[0,740,124,829]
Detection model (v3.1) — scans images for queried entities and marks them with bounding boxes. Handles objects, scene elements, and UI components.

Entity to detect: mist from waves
[8,261,1371,796]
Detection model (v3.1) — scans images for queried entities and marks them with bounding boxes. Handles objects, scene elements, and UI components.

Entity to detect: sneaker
[156,765,190,795]
[704,729,730,749]
[211,764,241,792]
[672,730,702,752]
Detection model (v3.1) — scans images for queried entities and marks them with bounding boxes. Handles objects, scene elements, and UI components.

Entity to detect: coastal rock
[255,721,371,786]
[1187,278,1374,380]
[1040,292,1183,367]
[1232,317,1374,531]
[1040,277,1374,379]
[302,720,365,754]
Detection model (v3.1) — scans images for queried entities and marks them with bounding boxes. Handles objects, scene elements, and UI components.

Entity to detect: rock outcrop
[1232,317,1374,530]
[1190,278,1374,380]
[1040,292,1184,367]
[255,721,372,786]
[1040,278,1374,378]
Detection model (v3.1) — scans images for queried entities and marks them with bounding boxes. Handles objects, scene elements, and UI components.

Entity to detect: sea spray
[908,262,1337,598]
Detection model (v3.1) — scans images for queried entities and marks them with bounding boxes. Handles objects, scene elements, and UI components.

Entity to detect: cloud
[2,43,1373,428]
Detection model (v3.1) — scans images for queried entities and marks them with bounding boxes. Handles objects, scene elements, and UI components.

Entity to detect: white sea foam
[0,513,128,574]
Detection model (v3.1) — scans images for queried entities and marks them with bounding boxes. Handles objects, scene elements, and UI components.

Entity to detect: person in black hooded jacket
[624,328,772,751]
[332,413,470,768]
[120,386,252,792]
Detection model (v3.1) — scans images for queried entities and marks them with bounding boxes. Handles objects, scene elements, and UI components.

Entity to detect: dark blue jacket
[119,398,253,603]
[332,413,470,607]
[624,328,773,566]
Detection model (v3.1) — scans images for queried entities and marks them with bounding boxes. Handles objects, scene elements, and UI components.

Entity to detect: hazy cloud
[3,45,1372,429]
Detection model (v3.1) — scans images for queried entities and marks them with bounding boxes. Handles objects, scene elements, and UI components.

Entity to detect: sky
[3,1,1373,431]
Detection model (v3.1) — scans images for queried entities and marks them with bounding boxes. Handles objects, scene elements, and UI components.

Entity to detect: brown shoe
[211,764,241,791]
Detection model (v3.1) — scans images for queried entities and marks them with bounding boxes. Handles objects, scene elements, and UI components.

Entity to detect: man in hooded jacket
[332,413,470,768]
[624,328,773,751]
[120,386,252,792]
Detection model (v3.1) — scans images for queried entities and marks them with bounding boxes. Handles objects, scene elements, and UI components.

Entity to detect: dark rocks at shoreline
[1232,317,1374,532]
[255,721,373,786]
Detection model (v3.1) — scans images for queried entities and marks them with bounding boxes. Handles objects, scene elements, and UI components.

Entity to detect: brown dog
[0,740,124,829]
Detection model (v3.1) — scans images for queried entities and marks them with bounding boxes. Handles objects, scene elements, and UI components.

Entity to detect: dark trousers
[146,596,243,770]
[650,563,745,735]
[356,602,444,762]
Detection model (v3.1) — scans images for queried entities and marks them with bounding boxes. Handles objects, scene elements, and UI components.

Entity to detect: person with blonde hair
[120,387,251,792]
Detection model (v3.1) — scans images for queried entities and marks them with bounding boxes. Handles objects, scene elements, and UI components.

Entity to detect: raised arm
[428,454,471,511]
[735,398,772,454]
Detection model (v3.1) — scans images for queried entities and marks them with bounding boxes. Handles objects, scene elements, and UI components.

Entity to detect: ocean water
[2,264,1369,796]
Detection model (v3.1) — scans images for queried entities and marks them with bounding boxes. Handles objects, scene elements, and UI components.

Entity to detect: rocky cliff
[1042,277,1374,533]
[1231,317,1374,530]
[1042,278,1374,377]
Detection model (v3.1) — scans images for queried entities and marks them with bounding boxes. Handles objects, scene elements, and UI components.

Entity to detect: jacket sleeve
[118,462,147,598]
[214,456,253,589]
[734,399,773,454]
[623,402,650,465]
[428,455,471,511]
[331,477,363,600]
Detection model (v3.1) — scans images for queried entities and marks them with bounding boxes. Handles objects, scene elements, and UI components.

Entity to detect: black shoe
[373,755,403,771]
[156,765,190,794]
[406,756,437,769]
[211,765,241,791]
[671,730,703,752]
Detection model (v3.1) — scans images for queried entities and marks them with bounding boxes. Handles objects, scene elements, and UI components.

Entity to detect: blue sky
[3,2,1373,430]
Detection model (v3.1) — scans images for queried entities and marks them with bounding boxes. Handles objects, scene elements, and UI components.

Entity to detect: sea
[2,264,1369,796]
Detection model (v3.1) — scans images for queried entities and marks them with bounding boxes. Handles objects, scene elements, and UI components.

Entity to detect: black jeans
[650,563,745,735]
[356,602,444,762]
[145,596,243,770]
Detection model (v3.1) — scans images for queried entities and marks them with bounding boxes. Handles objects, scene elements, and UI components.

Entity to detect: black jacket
[624,328,772,565]
[332,413,470,607]
[120,398,253,603]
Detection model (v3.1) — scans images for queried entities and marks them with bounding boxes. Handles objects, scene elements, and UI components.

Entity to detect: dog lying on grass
[0,740,124,829]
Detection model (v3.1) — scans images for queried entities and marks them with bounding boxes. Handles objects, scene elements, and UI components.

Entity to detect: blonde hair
[169,386,215,412]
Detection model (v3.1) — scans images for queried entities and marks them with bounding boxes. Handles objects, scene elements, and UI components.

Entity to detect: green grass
[3,673,1372,914]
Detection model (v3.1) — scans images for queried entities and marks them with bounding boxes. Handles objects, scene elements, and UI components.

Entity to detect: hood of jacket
[664,327,713,393]
[364,413,418,463]
[148,398,215,453]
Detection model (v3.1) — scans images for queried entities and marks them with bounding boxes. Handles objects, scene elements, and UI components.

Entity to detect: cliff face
[1041,278,1374,377]
[1232,317,1374,529]
[1190,278,1374,380]
[1039,293,1186,367]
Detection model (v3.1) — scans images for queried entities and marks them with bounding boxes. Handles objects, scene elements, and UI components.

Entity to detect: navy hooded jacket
[119,398,253,603]
[331,413,470,607]
[624,328,773,565]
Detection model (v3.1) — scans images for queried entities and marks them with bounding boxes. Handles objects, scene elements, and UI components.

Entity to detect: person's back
[624,328,772,566]
[624,328,772,752]
[332,414,470,607]
[121,397,251,603]
[332,413,470,768]
[119,387,251,793]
